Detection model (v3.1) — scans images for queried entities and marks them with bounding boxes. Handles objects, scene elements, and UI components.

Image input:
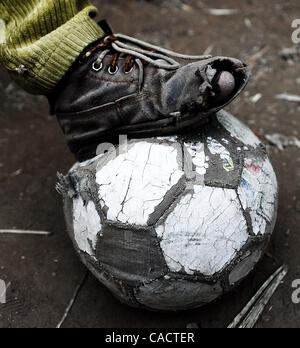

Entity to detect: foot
[51,20,249,161]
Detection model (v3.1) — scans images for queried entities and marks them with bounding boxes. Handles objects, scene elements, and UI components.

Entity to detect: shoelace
[87,34,212,73]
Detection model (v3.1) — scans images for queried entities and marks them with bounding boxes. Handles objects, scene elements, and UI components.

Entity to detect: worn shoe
[51,20,250,161]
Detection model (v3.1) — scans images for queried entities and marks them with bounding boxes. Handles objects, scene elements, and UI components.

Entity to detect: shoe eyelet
[124,66,134,74]
[92,61,103,72]
[108,65,119,75]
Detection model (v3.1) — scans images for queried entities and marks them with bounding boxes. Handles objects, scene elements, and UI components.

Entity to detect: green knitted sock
[0,0,104,95]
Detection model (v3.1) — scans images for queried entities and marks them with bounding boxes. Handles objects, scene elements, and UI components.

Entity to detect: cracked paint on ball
[207,137,235,172]
[156,186,249,276]
[238,157,278,235]
[184,142,209,176]
[62,111,278,311]
[73,197,101,257]
[96,141,184,226]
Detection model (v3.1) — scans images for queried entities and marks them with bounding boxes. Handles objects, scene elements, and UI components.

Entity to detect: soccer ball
[58,110,278,311]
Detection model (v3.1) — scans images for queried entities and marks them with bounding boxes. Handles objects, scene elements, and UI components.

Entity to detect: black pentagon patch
[96,225,167,285]
[203,116,245,189]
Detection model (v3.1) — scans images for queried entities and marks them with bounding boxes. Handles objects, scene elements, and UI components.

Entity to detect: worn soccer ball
[58,110,278,311]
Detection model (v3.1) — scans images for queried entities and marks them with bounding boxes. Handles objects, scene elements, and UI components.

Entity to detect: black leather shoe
[51,20,249,161]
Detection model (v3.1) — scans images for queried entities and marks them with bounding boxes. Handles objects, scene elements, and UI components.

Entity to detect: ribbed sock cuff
[5,6,104,95]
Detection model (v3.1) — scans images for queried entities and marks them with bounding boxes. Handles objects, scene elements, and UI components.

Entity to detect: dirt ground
[0,0,300,328]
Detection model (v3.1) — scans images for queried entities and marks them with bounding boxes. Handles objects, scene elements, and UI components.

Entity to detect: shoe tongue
[98,19,114,36]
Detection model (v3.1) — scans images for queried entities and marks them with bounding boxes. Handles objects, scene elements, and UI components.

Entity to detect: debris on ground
[245,47,269,70]
[203,45,214,56]
[141,0,190,10]
[10,168,23,178]
[0,230,52,236]
[244,18,252,28]
[250,93,262,103]
[56,271,88,328]
[275,94,300,103]
[204,9,239,16]
[280,46,300,62]
[265,133,300,151]
[228,265,288,328]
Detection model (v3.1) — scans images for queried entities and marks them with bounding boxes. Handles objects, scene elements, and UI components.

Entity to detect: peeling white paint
[238,157,277,235]
[70,153,106,172]
[207,138,235,172]
[73,197,101,256]
[217,110,261,147]
[260,159,278,221]
[184,142,208,176]
[96,141,184,226]
[157,186,249,276]
[135,279,222,311]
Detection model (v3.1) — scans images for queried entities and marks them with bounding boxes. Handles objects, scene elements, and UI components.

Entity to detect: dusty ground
[0,0,300,328]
